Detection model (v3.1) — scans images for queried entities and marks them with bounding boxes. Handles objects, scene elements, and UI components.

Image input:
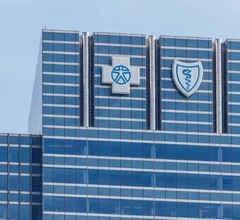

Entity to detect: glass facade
[93,33,147,129]
[2,29,240,219]
[41,30,80,131]
[42,133,240,219]
[0,134,42,220]
[159,36,213,132]
[226,39,240,134]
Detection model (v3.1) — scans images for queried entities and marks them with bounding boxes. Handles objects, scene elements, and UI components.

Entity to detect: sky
[0,0,239,134]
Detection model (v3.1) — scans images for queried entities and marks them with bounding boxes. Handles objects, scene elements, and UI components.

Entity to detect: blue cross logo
[111,65,131,85]
[102,57,140,94]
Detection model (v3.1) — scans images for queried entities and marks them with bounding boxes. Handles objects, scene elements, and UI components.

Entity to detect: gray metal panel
[149,35,156,130]
[215,39,222,133]
[83,32,89,127]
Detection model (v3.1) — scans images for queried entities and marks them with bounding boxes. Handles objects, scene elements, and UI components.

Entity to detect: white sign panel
[102,57,140,94]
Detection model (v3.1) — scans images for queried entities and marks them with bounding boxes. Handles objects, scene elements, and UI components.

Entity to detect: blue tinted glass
[223,204,232,219]
[65,33,78,41]
[155,144,165,159]
[0,136,7,144]
[0,165,7,172]
[54,33,64,41]
[9,135,18,144]
[155,201,165,216]
[9,204,18,219]
[199,146,209,161]
[143,144,153,158]
[0,176,7,190]
[9,193,18,201]
[0,147,7,162]
[10,176,18,190]
[176,39,187,47]
[231,147,240,162]
[20,205,30,220]
[32,136,42,145]
[198,39,211,48]
[42,31,53,40]
[10,147,18,162]
[165,201,176,217]
[20,147,30,162]
[20,176,30,191]
[20,194,30,202]
[188,203,199,218]
[187,146,198,160]
[43,32,77,42]
[166,145,177,159]
[20,136,30,145]
[176,145,187,160]
[32,148,42,163]
[210,147,220,161]
[20,165,30,173]
[9,165,18,172]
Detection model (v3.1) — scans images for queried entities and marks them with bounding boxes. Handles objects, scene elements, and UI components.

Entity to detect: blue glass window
[0,136,7,144]
[20,205,30,220]
[0,147,7,162]
[20,176,30,191]
[9,204,18,219]
[20,136,30,145]
[9,135,18,144]
[20,147,30,162]
[9,147,18,162]
[10,176,18,190]
[0,176,7,190]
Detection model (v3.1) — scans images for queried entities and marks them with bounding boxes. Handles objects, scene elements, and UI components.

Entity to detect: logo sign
[102,57,140,94]
[172,60,203,97]
[111,65,131,85]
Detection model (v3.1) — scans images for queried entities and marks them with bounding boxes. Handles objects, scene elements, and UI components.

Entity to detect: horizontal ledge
[95,95,145,101]
[95,53,145,58]
[43,61,79,65]
[162,109,212,114]
[43,104,79,108]
[95,106,145,111]
[42,40,79,44]
[43,114,78,119]
[42,51,79,55]
[95,116,145,122]
[161,88,212,94]
[161,56,211,62]
[161,46,212,51]
[43,93,79,97]
[162,120,212,125]
[160,35,211,41]
[43,72,79,76]
[43,29,79,34]
[94,32,145,37]
[94,42,146,48]
[43,82,79,87]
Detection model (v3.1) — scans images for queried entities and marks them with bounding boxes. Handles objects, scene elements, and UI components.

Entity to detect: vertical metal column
[149,35,156,130]
[83,32,89,127]
[215,39,222,133]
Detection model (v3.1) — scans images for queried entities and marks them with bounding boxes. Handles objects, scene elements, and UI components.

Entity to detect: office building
[1,29,240,219]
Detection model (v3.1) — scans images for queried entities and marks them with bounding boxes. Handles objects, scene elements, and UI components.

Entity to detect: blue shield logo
[172,60,203,97]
